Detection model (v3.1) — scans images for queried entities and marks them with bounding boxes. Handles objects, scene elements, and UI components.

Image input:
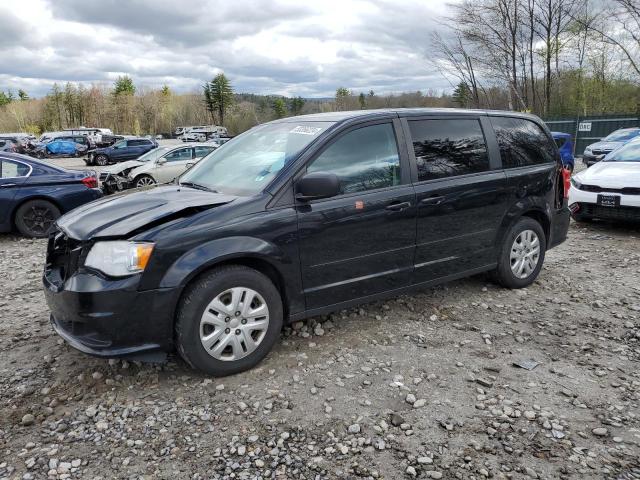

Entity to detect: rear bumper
[548,205,571,249]
[44,271,179,358]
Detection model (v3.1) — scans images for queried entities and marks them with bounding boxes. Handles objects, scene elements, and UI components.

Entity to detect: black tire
[491,217,546,289]
[95,154,109,166]
[176,265,283,376]
[134,174,156,188]
[14,199,61,238]
[571,212,593,223]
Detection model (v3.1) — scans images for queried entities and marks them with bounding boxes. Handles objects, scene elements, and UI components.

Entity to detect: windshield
[604,130,640,142]
[179,121,333,195]
[137,146,171,162]
[604,141,640,162]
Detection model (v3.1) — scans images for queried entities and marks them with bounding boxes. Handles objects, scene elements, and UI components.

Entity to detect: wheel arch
[495,205,551,257]
[155,236,296,327]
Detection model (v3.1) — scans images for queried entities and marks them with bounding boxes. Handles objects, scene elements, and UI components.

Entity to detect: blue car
[0,153,102,238]
[86,137,158,166]
[551,132,575,171]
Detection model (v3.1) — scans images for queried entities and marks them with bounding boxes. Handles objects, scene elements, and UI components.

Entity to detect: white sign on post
[578,122,592,132]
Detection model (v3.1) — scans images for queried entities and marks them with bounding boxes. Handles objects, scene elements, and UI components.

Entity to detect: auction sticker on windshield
[290,126,323,135]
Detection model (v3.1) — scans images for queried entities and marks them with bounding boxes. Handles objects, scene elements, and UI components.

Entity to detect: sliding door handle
[385,201,411,211]
[420,195,445,206]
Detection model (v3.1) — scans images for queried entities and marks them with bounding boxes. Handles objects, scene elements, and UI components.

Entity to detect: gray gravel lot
[1,213,640,479]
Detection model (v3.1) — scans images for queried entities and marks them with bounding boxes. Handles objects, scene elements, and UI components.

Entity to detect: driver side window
[307,123,401,194]
[164,148,193,162]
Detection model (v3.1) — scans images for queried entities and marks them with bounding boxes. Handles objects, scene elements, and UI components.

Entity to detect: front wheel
[94,154,109,166]
[134,175,156,188]
[175,265,283,376]
[14,199,61,238]
[491,217,546,289]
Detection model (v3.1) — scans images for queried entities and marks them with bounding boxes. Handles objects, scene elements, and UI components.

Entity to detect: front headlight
[570,177,582,190]
[84,241,154,277]
[584,146,592,154]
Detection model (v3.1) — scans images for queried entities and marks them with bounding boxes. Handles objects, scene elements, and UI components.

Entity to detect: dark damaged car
[43,109,570,376]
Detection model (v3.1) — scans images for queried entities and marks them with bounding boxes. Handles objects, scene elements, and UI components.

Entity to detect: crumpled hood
[57,185,237,240]
[575,161,640,188]
[100,160,144,174]
[586,141,624,153]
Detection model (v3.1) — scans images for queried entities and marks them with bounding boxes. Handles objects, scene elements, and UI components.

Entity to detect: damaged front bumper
[100,172,130,194]
[42,231,179,360]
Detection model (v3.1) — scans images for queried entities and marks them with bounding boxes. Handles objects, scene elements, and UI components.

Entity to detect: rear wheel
[491,217,546,289]
[175,265,283,376]
[14,199,60,238]
[95,154,109,166]
[134,175,156,188]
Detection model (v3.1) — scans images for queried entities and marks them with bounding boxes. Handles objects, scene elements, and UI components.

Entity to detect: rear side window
[1,160,30,178]
[194,146,214,157]
[408,119,490,181]
[307,123,401,194]
[491,117,556,168]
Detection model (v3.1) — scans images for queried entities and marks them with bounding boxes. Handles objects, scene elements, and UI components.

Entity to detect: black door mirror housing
[295,172,340,201]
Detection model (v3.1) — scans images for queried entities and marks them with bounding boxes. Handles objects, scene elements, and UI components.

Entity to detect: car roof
[0,152,65,171]
[269,108,544,124]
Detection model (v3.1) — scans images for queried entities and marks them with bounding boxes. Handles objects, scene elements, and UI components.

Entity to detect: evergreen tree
[452,82,472,108]
[203,73,234,125]
[273,98,287,118]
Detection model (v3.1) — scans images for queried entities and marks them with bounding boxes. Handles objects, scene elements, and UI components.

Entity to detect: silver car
[100,144,216,191]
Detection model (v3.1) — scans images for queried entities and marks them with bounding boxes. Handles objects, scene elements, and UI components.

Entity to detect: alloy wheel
[199,287,270,362]
[136,176,156,187]
[22,205,56,236]
[510,229,540,279]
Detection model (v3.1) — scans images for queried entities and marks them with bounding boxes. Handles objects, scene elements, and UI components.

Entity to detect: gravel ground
[2,209,640,478]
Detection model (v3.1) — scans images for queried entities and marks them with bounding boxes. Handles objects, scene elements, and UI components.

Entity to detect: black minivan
[43,109,570,376]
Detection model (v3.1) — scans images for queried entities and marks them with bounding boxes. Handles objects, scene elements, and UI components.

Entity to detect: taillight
[562,168,571,199]
[82,176,98,189]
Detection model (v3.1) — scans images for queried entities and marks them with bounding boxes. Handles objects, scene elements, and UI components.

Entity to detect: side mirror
[157,158,167,165]
[295,172,340,202]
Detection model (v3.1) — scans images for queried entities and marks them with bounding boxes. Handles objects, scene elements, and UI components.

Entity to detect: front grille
[591,149,611,156]
[581,204,640,222]
[580,184,640,195]
[45,230,83,286]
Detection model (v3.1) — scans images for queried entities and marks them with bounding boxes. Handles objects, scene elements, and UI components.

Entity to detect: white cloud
[0,0,453,98]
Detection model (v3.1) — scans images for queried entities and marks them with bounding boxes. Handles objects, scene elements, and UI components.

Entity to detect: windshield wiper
[179,181,218,193]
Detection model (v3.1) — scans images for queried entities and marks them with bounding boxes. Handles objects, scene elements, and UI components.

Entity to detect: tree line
[1,0,639,137]
[430,0,640,116]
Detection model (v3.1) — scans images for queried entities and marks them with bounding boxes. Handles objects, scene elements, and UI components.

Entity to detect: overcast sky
[0,0,454,98]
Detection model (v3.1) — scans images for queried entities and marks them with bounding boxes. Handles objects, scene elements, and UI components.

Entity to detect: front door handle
[0,183,17,188]
[421,195,445,206]
[386,201,411,211]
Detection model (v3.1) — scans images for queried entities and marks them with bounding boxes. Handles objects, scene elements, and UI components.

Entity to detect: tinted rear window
[409,119,490,181]
[491,117,556,168]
